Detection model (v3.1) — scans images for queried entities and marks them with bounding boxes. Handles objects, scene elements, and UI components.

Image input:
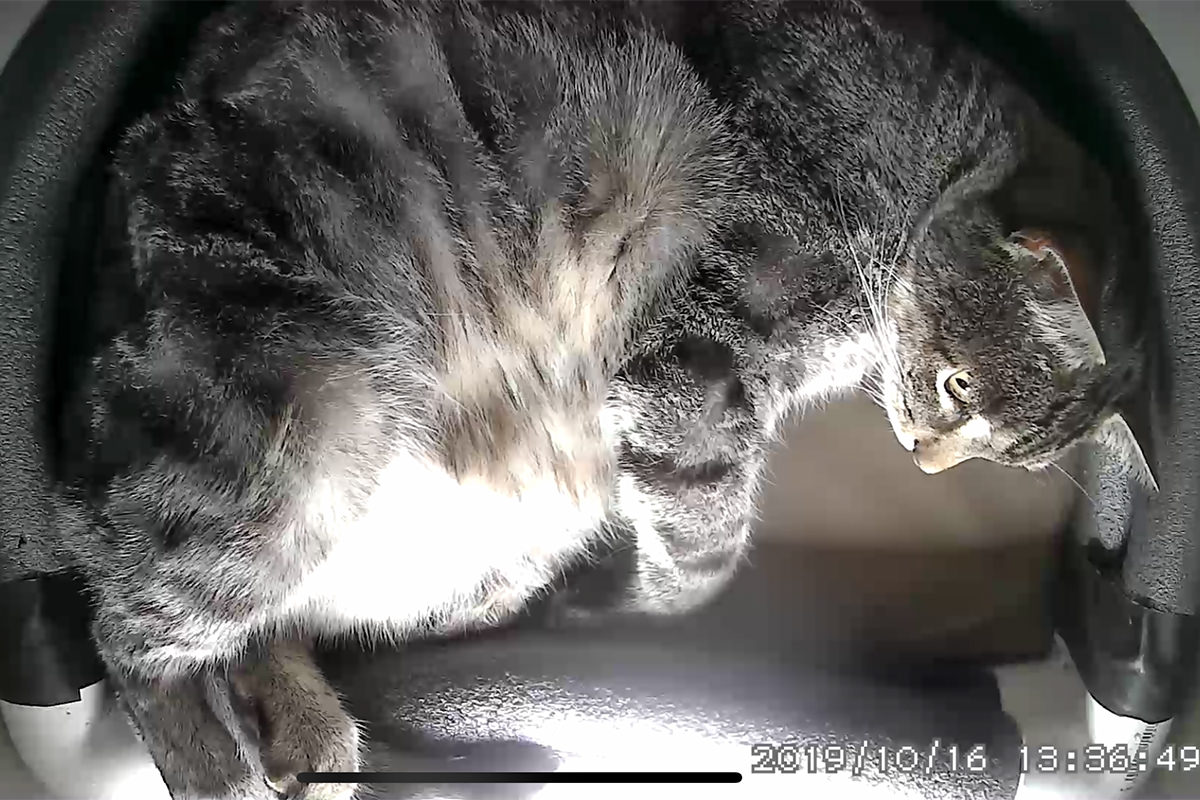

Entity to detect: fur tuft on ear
[1091,413,1158,493]
[1005,229,1106,369]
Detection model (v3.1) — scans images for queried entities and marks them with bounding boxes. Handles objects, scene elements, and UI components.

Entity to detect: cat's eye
[944,369,973,404]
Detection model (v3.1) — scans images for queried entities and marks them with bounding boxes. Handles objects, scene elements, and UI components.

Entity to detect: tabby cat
[46,1,1151,798]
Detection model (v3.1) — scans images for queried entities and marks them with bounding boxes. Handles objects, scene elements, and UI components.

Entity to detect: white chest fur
[279,452,607,639]
[798,333,881,400]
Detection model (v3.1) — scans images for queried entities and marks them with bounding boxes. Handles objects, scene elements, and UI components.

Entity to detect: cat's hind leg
[232,637,361,800]
[89,588,289,799]
[104,661,277,800]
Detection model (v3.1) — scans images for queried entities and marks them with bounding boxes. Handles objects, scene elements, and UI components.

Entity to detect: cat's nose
[913,448,943,474]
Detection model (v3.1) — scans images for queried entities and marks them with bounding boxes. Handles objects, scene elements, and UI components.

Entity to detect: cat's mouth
[891,423,974,474]
[911,441,973,474]
[882,381,977,473]
[884,401,978,474]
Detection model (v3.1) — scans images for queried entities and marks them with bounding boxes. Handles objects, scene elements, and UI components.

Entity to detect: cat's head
[878,213,1155,489]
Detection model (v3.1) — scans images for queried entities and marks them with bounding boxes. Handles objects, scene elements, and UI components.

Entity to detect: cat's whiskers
[873,198,908,384]
[858,387,887,410]
[833,183,875,323]
[1048,461,1098,509]
[854,368,886,401]
[835,188,898,397]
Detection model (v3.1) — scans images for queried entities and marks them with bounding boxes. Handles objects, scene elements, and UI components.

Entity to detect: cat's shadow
[320,644,559,800]
[355,734,556,800]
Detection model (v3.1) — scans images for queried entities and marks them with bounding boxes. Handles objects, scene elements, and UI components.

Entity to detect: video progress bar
[299,771,744,784]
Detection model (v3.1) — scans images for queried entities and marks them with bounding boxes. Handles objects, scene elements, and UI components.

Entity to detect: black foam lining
[0,0,1195,790]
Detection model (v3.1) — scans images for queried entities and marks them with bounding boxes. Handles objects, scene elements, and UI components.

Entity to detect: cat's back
[59,0,745,626]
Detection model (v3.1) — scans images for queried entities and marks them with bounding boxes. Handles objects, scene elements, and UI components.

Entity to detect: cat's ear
[1091,412,1158,493]
[1006,229,1106,367]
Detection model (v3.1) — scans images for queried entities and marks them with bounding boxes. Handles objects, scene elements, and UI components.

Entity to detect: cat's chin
[911,441,974,474]
[914,458,949,475]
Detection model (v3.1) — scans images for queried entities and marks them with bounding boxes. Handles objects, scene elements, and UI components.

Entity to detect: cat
[43,1,1153,798]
